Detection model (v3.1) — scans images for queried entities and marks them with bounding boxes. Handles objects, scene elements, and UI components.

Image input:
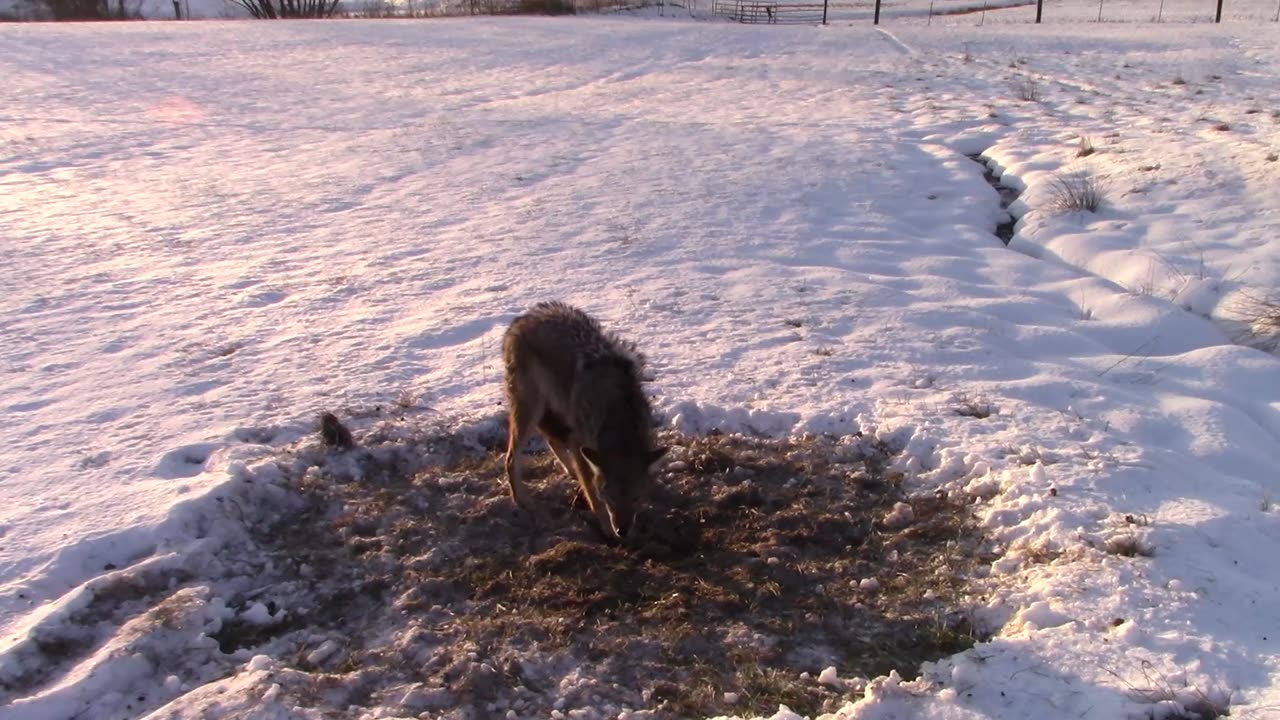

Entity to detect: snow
[5,0,1280,22]
[818,666,848,691]
[1,10,1279,720]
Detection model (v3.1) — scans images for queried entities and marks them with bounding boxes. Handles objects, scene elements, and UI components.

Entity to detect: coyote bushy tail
[503,301,665,541]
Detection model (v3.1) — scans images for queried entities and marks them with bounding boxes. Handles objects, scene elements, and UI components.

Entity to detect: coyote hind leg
[504,390,542,508]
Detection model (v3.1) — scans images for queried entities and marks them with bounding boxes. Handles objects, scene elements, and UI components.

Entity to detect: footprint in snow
[236,289,288,308]
[154,442,220,479]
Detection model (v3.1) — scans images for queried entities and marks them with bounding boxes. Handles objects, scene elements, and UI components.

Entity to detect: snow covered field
[4,0,1280,23]
[2,14,1280,720]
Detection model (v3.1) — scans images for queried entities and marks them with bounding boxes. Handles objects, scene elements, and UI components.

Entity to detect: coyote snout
[503,301,666,542]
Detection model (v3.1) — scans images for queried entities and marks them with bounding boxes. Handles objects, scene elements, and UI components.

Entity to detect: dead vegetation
[1231,290,1280,353]
[950,393,995,419]
[1048,169,1107,214]
[1102,659,1234,720]
[220,426,990,719]
[1104,533,1154,558]
[1017,77,1042,102]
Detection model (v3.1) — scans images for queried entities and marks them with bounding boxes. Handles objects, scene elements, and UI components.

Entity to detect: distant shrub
[516,0,576,13]
[28,0,139,19]
[359,0,400,15]
[1,0,51,19]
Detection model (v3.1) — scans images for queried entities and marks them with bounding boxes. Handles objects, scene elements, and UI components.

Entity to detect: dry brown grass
[1231,290,1280,353]
[1048,169,1106,214]
[235,428,991,718]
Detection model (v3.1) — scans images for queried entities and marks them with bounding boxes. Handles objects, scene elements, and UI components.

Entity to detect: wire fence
[335,0,1280,22]
[710,0,828,22]
[27,0,1264,22]
[702,0,1280,23]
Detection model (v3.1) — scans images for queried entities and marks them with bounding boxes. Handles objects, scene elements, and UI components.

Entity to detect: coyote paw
[506,492,532,513]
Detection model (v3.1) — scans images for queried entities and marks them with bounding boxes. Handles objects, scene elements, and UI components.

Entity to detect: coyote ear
[580,446,603,470]
[648,446,668,469]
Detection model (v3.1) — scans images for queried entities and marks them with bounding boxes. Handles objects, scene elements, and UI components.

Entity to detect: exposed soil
[224,426,990,719]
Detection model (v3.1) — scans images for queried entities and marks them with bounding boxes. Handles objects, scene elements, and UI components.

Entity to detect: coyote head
[580,445,667,540]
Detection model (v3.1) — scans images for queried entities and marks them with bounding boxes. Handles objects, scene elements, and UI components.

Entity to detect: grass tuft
[1102,659,1234,720]
[1048,169,1106,214]
[1105,533,1154,558]
[1016,77,1041,102]
[1129,677,1233,719]
[1231,290,1280,353]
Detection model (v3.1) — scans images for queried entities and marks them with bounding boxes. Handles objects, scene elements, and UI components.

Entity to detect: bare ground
[200,421,991,720]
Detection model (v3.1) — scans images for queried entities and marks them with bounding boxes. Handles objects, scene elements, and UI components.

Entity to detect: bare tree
[236,0,342,17]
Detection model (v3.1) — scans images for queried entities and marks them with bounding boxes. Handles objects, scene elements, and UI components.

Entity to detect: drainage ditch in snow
[966,150,1280,355]
[968,153,1020,244]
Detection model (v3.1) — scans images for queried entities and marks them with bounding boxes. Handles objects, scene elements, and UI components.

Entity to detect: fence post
[1215,0,1223,21]
[873,0,881,23]
[822,0,827,24]
[1035,0,1043,22]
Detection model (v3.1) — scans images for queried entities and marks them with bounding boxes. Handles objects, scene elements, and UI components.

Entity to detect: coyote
[503,301,666,541]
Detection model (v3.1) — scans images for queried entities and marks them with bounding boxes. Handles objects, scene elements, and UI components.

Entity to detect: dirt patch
[237,428,989,719]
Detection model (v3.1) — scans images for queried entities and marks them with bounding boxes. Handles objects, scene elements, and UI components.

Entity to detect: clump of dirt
[242,428,990,719]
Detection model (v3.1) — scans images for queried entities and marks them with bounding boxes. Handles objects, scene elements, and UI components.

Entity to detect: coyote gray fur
[503,301,666,541]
